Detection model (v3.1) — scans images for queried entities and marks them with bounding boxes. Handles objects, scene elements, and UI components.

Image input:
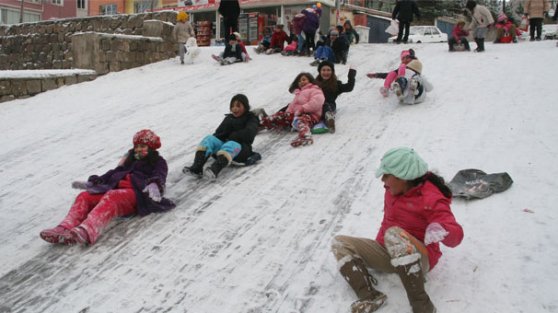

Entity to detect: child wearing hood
[40,130,175,245]
[391,59,433,105]
[183,94,260,179]
[260,72,325,147]
[315,61,356,133]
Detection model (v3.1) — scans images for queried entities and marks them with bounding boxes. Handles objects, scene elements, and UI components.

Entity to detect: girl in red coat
[40,129,175,246]
[259,72,325,147]
[331,147,463,313]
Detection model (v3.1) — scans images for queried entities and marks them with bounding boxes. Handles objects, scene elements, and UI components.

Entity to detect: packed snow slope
[0,41,557,313]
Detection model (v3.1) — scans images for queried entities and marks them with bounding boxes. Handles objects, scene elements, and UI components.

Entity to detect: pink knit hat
[400,50,411,59]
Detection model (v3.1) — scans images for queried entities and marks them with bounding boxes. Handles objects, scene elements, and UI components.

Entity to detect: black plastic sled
[448,169,513,200]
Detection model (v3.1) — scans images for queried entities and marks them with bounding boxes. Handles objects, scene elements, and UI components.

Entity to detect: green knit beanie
[375,147,428,180]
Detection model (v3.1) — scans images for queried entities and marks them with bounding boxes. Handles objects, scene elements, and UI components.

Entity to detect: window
[0,7,40,25]
[77,0,86,9]
[134,0,154,13]
[52,0,63,5]
[100,4,117,15]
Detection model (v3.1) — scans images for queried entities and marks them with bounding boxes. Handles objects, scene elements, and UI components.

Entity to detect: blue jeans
[199,135,241,159]
[297,33,305,53]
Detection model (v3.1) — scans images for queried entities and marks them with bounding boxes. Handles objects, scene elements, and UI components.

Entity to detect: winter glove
[143,183,162,202]
[424,222,449,245]
[87,175,103,184]
[71,181,92,190]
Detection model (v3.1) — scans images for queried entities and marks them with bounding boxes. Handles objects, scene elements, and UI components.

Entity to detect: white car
[388,26,448,43]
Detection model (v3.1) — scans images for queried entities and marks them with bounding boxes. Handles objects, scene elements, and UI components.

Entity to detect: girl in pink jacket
[331,147,463,313]
[260,72,325,147]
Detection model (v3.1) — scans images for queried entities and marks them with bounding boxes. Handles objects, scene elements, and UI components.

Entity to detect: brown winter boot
[396,260,436,313]
[339,258,387,313]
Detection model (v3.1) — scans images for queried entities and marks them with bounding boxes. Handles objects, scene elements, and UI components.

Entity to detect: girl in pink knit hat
[39,129,175,246]
[366,49,416,97]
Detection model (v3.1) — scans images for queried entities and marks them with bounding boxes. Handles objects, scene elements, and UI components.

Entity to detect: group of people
[448,0,555,52]
[39,2,466,313]
[39,132,461,313]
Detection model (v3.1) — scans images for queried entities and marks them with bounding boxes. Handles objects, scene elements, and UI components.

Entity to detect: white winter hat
[407,60,422,74]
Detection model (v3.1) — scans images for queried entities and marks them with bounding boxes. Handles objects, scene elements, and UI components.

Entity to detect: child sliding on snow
[40,129,175,246]
[212,34,243,65]
[183,94,260,179]
[315,61,356,133]
[367,49,416,97]
[259,72,325,147]
[391,59,433,105]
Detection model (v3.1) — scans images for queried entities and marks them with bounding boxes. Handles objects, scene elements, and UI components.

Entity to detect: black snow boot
[204,154,230,180]
[475,38,485,52]
[183,150,208,177]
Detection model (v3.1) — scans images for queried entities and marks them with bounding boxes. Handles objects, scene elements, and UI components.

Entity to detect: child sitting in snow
[232,31,251,61]
[391,59,433,105]
[494,13,518,43]
[259,72,325,147]
[254,28,272,54]
[212,34,243,65]
[367,49,416,97]
[183,94,260,179]
[448,20,471,51]
[314,61,356,133]
[40,129,175,246]
[332,147,463,313]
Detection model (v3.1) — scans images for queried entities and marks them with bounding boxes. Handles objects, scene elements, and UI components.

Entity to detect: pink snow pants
[59,190,137,244]
[384,71,397,88]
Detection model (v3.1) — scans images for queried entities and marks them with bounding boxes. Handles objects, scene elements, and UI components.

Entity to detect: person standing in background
[172,11,195,65]
[218,0,240,36]
[465,0,494,52]
[392,0,420,44]
[524,0,551,41]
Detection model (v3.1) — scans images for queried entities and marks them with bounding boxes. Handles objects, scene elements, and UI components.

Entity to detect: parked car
[388,26,448,43]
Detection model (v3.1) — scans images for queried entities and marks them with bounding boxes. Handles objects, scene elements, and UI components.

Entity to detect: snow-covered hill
[0,41,557,313]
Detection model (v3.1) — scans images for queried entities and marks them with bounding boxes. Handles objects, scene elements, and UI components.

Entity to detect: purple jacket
[86,151,175,216]
[292,13,306,35]
[302,8,321,33]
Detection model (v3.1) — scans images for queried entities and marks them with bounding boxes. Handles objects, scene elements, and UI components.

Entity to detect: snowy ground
[0,41,557,313]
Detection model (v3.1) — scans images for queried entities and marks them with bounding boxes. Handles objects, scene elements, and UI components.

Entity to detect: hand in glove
[424,222,449,245]
[71,181,92,190]
[143,183,162,202]
[87,175,103,184]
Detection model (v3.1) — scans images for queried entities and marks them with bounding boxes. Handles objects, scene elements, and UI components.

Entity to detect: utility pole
[19,0,25,23]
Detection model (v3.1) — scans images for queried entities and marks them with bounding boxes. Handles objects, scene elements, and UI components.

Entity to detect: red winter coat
[286,83,325,121]
[270,30,290,49]
[451,24,469,42]
[375,180,464,270]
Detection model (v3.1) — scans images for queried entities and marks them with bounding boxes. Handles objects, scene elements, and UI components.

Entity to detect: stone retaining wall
[0,70,97,103]
[0,11,177,71]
